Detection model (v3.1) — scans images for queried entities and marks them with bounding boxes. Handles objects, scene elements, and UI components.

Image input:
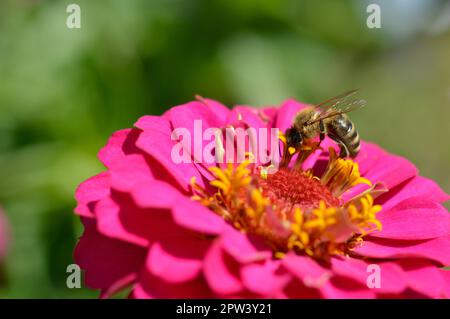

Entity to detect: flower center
[191,138,385,262]
[258,168,339,211]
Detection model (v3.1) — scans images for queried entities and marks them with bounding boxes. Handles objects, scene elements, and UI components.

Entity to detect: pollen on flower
[258,169,339,210]
[321,148,372,197]
[191,140,385,262]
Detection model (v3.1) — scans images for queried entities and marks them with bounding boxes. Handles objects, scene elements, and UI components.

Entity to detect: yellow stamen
[321,148,372,196]
[278,131,287,144]
[288,147,296,155]
[347,194,383,232]
[304,201,338,231]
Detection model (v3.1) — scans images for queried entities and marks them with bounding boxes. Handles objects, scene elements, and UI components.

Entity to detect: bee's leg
[338,143,350,158]
[328,133,349,158]
[318,120,325,145]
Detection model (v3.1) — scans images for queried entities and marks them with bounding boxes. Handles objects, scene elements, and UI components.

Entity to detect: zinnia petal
[74,218,146,296]
[74,172,110,218]
[221,226,272,263]
[135,115,205,190]
[171,196,227,235]
[203,239,245,296]
[282,253,331,289]
[240,260,290,296]
[146,237,209,284]
[373,197,450,240]
[164,100,229,167]
[331,257,407,294]
[398,259,447,298]
[320,276,376,299]
[354,236,450,266]
[0,209,8,260]
[377,175,450,210]
[363,152,417,189]
[98,129,142,168]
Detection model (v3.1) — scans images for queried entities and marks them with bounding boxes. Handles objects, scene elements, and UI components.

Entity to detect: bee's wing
[314,89,360,112]
[306,98,366,125]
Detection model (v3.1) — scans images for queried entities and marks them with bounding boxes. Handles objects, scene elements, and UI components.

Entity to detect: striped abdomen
[327,114,360,158]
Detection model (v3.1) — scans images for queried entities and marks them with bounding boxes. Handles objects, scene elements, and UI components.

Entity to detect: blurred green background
[0,0,449,298]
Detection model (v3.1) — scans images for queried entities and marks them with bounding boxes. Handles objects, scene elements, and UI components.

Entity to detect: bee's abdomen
[328,114,360,158]
[347,127,360,157]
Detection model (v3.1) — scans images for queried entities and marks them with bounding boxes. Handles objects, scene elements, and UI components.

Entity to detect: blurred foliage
[0,0,449,298]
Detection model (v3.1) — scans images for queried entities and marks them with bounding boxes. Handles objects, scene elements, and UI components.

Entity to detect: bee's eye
[287,129,302,146]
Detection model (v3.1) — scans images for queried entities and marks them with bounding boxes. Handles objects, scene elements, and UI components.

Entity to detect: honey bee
[285,89,366,158]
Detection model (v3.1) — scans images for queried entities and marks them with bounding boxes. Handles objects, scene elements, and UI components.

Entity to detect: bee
[285,89,366,158]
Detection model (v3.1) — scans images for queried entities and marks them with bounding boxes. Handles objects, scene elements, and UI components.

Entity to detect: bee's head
[285,127,303,149]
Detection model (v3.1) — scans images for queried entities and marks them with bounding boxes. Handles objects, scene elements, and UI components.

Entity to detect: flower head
[74,98,450,298]
[0,208,8,262]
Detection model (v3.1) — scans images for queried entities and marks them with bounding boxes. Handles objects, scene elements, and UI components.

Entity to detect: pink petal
[95,192,187,247]
[99,273,137,299]
[282,253,331,288]
[354,236,450,267]
[93,181,222,249]
[95,196,149,247]
[240,260,290,296]
[320,276,376,299]
[331,257,407,294]
[135,115,205,191]
[259,107,278,127]
[363,152,417,190]
[203,239,245,296]
[146,237,209,284]
[129,179,181,209]
[398,259,446,298]
[440,270,450,298]
[281,278,322,298]
[0,209,9,260]
[224,106,277,166]
[133,268,213,299]
[355,142,387,176]
[98,129,141,168]
[74,172,110,217]
[171,196,227,235]
[164,101,228,167]
[373,197,450,240]
[74,218,146,294]
[275,99,309,132]
[377,175,450,211]
[227,106,267,130]
[341,183,372,204]
[109,154,154,193]
[180,97,230,122]
[221,226,272,263]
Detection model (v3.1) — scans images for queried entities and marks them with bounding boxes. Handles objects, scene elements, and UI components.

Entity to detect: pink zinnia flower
[0,208,8,262]
[74,98,450,298]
